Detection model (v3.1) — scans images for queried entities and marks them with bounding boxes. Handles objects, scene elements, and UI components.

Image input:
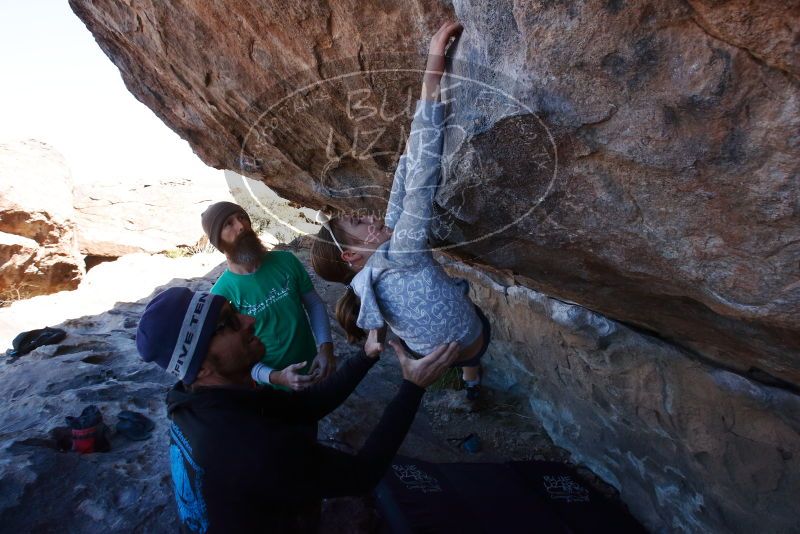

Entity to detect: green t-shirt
[210,251,317,375]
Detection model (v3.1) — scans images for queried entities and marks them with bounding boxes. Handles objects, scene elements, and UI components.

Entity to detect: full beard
[228,231,267,266]
[206,349,257,383]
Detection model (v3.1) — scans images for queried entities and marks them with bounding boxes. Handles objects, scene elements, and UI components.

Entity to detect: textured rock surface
[0,140,84,303]
[439,0,800,390]
[74,175,232,259]
[447,258,800,532]
[68,0,800,386]
[66,0,800,531]
[224,170,320,243]
[686,0,800,79]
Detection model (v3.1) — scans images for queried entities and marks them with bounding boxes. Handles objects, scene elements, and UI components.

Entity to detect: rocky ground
[73,174,230,263]
[0,238,629,532]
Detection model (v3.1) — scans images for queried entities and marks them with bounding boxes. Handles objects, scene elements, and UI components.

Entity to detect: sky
[0,1,222,184]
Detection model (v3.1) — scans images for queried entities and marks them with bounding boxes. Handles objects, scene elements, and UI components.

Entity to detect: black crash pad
[375,456,645,534]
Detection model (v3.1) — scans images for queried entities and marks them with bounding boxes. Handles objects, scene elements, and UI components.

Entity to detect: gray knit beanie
[201,201,249,250]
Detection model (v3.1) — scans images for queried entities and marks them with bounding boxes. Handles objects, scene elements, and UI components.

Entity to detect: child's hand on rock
[421,21,463,100]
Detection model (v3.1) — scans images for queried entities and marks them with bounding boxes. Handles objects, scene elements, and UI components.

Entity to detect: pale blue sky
[0,1,221,183]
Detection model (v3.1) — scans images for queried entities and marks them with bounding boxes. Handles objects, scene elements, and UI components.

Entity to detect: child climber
[310,21,491,400]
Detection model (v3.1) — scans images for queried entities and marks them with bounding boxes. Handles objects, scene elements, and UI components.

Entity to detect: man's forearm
[313,380,425,497]
[289,351,377,420]
[355,380,424,466]
[301,290,333,346]
[318,341,334,359]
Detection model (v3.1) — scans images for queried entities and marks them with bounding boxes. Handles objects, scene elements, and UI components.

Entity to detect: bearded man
[201,201,334,391]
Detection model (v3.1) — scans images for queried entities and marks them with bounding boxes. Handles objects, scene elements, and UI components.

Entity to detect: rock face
[0,141,84,304]
[0,141,230,303]
[438,0,800,390]
[74,175,232,260]
[224,170,321,243]
[67,1,800,531]
[68,0,800,386]
[448,259,800,532]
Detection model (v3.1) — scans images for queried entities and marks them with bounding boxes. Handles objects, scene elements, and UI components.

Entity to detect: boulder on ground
[0,140,83,303]
[73,175,233,260]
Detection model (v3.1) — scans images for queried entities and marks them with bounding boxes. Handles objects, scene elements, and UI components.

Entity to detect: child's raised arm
[384,151,408,230]
[420,21,462,102]
[388,21,462,259]
[386,22,461,230]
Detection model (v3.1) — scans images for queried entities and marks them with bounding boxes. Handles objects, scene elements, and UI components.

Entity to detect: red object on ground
[71,426,97,454]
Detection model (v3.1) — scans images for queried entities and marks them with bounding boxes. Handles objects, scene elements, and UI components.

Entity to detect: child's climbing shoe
[463,366,482,401]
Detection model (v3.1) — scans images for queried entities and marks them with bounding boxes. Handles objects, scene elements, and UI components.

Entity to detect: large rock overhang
[67,1,799,387]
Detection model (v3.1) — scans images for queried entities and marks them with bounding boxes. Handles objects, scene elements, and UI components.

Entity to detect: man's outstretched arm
[256,348,379,423]
[301,341,461,499]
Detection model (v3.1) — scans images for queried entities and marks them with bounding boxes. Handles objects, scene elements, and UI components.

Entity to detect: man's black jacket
[166,352,424,533]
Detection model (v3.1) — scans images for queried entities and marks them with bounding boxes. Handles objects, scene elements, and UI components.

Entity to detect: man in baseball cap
[136,286,263,387]
[136,286,460,532]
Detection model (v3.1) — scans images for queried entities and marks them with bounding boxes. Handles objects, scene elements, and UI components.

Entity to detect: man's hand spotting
[389,340,460,389]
